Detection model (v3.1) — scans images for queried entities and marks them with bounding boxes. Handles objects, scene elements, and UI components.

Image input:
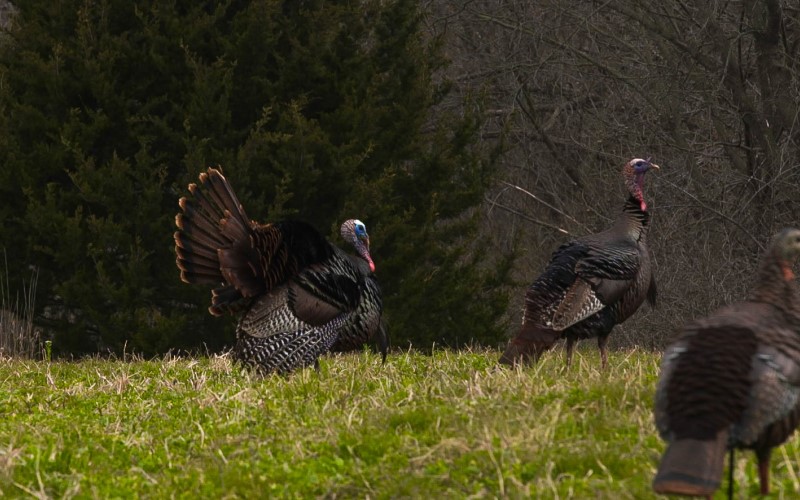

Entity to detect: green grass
[1,348,799,498]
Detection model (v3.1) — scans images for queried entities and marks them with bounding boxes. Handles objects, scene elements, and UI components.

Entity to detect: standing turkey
[499,158,658,368]
[174,167,386,374]
[653,228,800,498]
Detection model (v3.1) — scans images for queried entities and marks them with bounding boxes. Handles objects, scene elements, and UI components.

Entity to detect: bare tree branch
[484,196,571,235]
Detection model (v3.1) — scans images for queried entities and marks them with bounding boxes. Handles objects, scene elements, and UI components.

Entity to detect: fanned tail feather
[652,431,728,497]
[174,167,253,314]
[201,168,249,226]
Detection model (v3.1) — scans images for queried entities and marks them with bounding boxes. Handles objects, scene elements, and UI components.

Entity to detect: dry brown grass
[0,252,40,359]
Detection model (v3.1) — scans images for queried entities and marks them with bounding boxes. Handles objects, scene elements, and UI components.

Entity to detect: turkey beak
[648,163,660,171]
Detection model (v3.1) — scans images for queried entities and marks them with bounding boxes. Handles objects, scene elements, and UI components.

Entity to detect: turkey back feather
[656,324,758,441]
[287,280,346,327]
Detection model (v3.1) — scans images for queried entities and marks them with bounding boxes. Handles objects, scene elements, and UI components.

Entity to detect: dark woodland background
[1,1,798,357]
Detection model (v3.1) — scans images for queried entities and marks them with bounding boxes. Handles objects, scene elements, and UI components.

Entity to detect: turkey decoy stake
[653,228,800,499]
[174,167,385,374]
[499,158,658,369]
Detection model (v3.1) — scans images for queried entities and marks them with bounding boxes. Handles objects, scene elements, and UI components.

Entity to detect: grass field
[2,348,800,499]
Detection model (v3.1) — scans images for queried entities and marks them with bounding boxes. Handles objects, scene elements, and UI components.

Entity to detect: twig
[499,181,590,232]
[484,196,571,235]
[661,178,766,251]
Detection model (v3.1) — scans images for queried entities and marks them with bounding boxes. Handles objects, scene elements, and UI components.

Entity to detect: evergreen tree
[0,0,509,355]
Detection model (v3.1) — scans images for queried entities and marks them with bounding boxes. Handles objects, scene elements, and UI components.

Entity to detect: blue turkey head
[341,219,375,272]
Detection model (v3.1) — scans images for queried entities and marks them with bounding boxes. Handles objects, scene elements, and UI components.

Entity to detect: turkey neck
[611,195,651,242]
[748,256,800,321]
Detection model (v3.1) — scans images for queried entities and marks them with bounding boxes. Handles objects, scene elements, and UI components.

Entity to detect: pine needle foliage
[0,0,509,355]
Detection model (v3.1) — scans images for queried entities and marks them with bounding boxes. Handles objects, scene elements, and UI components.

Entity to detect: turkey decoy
[653,228,800,498]
[499,158,658,368]
[174,167,385,374]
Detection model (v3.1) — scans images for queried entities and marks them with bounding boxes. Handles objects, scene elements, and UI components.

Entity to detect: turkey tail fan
[652,431,729,497]
[192,166,251,231]
[174,167,254,312]
[174,197,226,285]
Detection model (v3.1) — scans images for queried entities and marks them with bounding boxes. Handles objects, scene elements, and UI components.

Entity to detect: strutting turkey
[652,228,800,498]
[498,158,658,369]
[174,167,386,374]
